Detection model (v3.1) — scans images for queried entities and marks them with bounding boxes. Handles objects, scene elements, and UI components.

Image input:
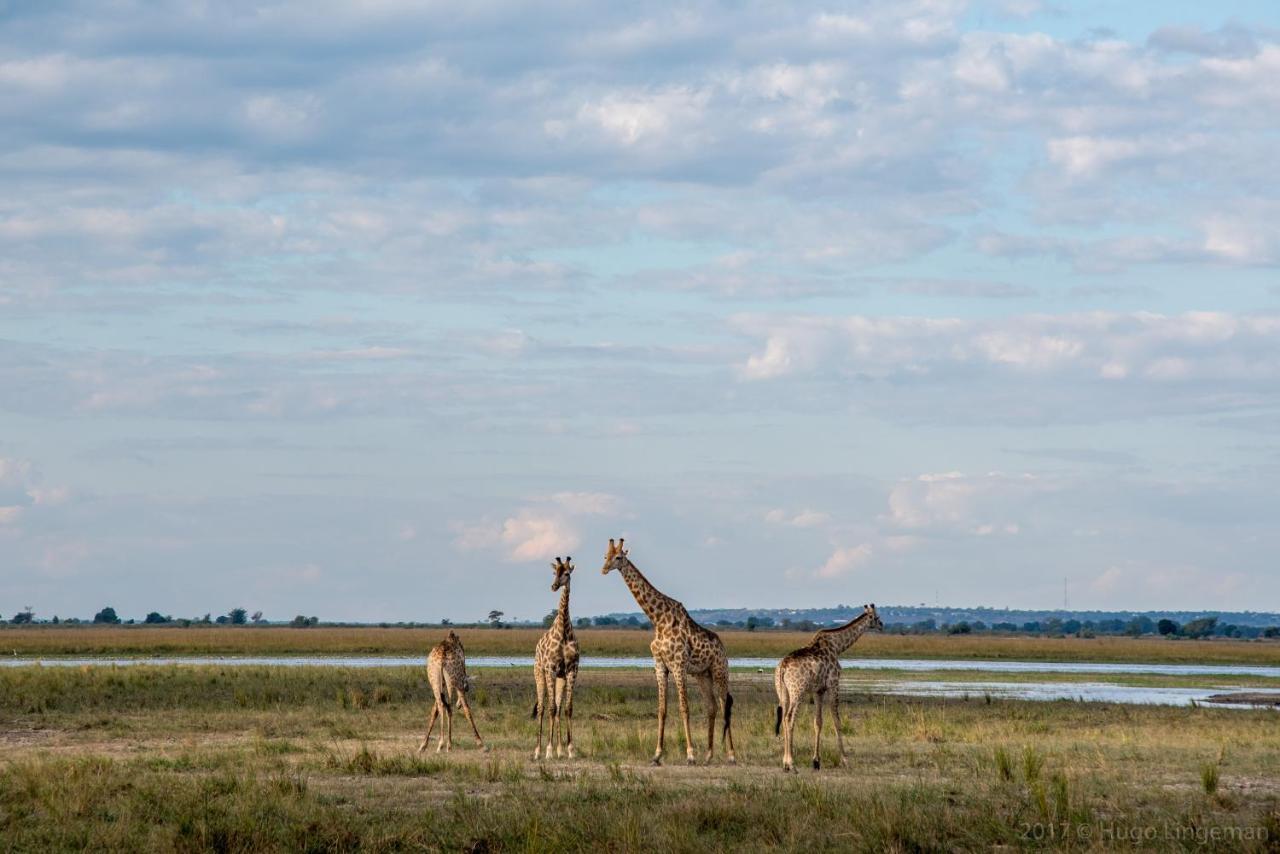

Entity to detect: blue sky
[2,0,1279,622]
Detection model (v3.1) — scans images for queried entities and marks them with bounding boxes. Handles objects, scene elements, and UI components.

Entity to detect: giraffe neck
[619,562,673,624]
[554,582,572,638]
[814,612,872,655]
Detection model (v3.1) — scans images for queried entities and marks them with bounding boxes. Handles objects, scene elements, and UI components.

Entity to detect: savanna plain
[2,628,1279,851]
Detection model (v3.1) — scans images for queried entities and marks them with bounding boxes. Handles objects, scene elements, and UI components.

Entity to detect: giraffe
[774,603,883,772]
[601,537,735,766]
[531,556,580,760]
[418,630,486,753]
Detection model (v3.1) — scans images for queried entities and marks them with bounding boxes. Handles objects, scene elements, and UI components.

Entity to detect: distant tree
[143,612,170,624]
[1157,619,1180,636]
[1063,619,1082,635]
[1022,621,1041,633]
[623,615,640,627]
[177,618,192,628]
[290,615,312,628]
[228,608,248,625]
[542,611,557,628]
[51,615,60,624]
[199,613,212,624]
[215,615,230,625]
[594,616,619,626]
[715,619,733,627]
[797,619,817,632]
[440,618,453,627]
[746,616,759,632]
[250,611,264,624]
[308,616,319,627]
[11,607,34,625]
[1182,616,1218,639]
[1264,627,1280,639]
[576,617,590,628]
[93,606,121,624]
[948,621,972,635]
[487,610,504,628]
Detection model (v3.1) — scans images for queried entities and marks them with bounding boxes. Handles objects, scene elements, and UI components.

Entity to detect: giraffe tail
[530,701,539,719]
[723,692,733,739]
[775,704,782,736]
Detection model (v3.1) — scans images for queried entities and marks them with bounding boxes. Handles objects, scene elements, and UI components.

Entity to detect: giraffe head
[551,556,575,591]
[864,603,884,631]
[600,537,630,574]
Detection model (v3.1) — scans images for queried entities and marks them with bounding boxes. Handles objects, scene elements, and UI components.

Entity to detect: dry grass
[2,665,1280,854]
[2,665,1278,851]
[4,624,1279,664]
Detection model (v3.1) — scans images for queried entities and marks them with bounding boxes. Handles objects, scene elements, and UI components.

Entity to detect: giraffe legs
[533,666,548,760]
[458,695,484,750]
[652,662,669,765]
[673,669,696,765]
[418,702,441,753]
[562,668,577,759]
[698,674,716,764]
[829,689,848,767]
[783,696,802,773]
[719,677,736,765]
[812,689,825,770]
[552,676,566,758]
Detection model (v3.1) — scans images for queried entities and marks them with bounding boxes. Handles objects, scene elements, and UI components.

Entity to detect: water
[5,654,1278,678]
[5,654,1278,708]
[846,679,1272,709]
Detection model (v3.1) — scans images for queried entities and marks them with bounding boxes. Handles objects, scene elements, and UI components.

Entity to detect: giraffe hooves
[686,756,697,767]
[567,746,576,759]
[480,745,490,753]
[650,757,662,767]
[726,756,737,766]
[812,758,821,771]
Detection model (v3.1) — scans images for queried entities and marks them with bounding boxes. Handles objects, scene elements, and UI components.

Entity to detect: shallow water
[845,678,1277,709]
[5,654,1279,709]
[5,654,1279,679]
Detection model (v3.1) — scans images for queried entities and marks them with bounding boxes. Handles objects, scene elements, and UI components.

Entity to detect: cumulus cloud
[451,492,623,563]
[815,544,874,579]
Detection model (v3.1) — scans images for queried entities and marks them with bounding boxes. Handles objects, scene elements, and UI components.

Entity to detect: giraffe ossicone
[532,556,580,760]
[601,536,736,766]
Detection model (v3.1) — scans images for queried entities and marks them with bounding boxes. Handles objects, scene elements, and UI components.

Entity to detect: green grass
[1,666,1278,851]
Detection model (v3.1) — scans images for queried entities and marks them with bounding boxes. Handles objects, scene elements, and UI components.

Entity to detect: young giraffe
[418,630,486,753]
[601,537,735,766]
[774,604,883,772]
[531,556,580,760]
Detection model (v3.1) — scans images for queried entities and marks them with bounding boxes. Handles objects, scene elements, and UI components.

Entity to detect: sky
[2,1,1279,623]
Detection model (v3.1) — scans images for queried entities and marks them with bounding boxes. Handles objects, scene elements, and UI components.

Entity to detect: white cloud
[500,512,579,562]
[815,544,874,579]
[765,508,830,528]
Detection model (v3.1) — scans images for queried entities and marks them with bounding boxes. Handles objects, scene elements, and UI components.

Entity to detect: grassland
[5,625,1280,665]
[2,665,1278,851]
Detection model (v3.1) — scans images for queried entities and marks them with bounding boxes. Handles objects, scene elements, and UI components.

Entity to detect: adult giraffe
[531,556,580,760]
[601,537,735,765]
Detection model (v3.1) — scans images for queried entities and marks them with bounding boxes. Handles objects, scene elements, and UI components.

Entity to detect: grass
[1,665,1278,851]
[5,625,1280,664]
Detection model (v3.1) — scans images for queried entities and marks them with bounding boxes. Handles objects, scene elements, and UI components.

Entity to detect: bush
[93,607,121,625]
[144,612,170,624]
